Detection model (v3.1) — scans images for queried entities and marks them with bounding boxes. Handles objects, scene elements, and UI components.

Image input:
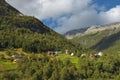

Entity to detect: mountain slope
[0,0,20,16]
[0,0,85,54]
[91,31,120,53]
[71,22,120,53]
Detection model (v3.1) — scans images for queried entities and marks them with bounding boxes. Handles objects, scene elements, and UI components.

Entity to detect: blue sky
[94,0,120,10]
[6,0,120,34]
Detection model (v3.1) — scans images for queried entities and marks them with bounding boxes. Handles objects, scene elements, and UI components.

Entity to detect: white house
[98,52,103,56]
[81,53,86,57]
[71,53,74,56]
[65,49,68,54]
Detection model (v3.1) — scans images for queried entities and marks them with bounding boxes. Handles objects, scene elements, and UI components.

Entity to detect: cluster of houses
[47,51,61,56]
[65,49,103,58]
[10,50,103,64]
[81,52,103,59]
[47,49,75,56]
[65,49,74,56]
[47,49,103,59]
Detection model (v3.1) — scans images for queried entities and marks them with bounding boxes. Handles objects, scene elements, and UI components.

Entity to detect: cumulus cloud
[55,5,120,33]
[99,6,120,24]
[6,0,120,34]
[6,0,91,19]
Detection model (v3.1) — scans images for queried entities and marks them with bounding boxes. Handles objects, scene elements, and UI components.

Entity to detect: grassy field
[0,61,17,72]
[0,49,19,72]
[55,54,79,68]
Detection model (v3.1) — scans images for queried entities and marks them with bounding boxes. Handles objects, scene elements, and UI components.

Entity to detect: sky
[6,0,120,34]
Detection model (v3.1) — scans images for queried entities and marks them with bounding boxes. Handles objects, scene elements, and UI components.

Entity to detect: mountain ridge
[70,22,120,53]
[64,22,120,39]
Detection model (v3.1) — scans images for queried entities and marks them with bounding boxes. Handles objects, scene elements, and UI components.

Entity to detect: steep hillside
[71,22,120,53]
[0,0,85,54]
[91,31,120,53]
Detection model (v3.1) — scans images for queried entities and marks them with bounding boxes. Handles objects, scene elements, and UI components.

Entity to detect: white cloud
[6,0,120,34]
[55,9,99,33]
[55,5,120,33]
[99,5,120,24]
[37,0,73,19]
[6,0,91,19]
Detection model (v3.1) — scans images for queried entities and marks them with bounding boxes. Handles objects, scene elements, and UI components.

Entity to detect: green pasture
[56,54,79,68]
[0,61,17,72]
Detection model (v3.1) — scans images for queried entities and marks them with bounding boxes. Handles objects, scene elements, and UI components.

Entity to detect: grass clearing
[0,61,17,71]
[56,54,79,68]
[0,50,18,72]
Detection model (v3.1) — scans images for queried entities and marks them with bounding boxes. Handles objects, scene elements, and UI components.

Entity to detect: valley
[1,0,120,80]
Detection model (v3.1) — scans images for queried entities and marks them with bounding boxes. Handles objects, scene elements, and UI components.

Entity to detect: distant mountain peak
[70,22,120,53]
[64,22,120,39]
[64,28,88,39]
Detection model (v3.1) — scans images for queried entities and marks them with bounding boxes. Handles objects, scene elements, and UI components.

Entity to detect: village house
[81,53,87,57]
[48,51,56,56]
[98,52,103,56]
[65,49,69,54]
[89,54,95,59]
[71,53,74,56]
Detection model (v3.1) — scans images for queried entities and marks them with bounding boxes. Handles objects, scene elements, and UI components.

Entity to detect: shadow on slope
[91,31,120,51]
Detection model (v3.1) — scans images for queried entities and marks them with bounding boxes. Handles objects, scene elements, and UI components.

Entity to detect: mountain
[0,0,84,54]
[70,22,120,53]
[65,22,120,39]
[64,28,88,39]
